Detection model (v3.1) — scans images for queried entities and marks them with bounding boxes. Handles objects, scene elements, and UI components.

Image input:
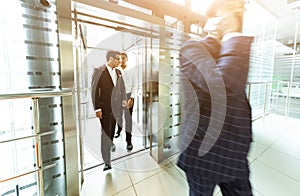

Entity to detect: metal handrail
[0,130,56,144]
[247,81,274,85]
[0,163,58,183]
[0,88,73,195]
[0,88,73,100]
[246,80,300,120]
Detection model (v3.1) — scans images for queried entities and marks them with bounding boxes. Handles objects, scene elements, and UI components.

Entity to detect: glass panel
[72,3,161,169]
[0,98,36,195]
[0,1,28,93]
[0,173,38,196]
[1,0,66,195]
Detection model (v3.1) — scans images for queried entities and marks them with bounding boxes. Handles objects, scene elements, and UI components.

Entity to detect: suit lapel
[116,69,121,80]
[104,66,114,87]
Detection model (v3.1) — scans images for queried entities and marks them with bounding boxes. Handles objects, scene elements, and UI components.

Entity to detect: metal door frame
[70,0,166,180]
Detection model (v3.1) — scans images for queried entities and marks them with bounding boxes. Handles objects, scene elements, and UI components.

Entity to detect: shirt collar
[222,32,242,42]
[106,64,114,71]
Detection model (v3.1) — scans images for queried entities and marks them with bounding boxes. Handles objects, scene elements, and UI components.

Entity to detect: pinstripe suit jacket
[177,36,254,182]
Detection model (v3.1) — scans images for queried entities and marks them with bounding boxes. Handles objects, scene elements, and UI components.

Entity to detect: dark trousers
[100,112,116,164]
[187,173,253,196]
[117,93,133,143]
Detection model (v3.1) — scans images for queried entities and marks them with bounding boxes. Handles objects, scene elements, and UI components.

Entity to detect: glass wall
[72,2,163,169]
[0,1,37,195]
[244,3,300,119]
[0,0,68,195]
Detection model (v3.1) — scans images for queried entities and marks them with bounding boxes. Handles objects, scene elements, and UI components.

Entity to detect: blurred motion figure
[177,0,254,195]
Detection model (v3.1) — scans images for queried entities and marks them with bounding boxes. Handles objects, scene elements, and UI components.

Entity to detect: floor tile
[171,163,187,180]
[250,161,300,196]
[114,187,137,196]
[81,162,132,196]
[247,141,269,163]
[167,153,187,179]
[81,114,300,196]
[252,189,264,196]
[83,117,147,170]
[252,116,283,146]
[258,147,300,182]
[213,186,221,196]
[270,128,300,160]
[134,165,189,196]
[123,152,165,184]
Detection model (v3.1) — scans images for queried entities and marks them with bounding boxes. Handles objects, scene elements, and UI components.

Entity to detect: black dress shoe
[126,142,133,151]
[111,143,116,152]
[114,133,120,138]
[103,163,111,171]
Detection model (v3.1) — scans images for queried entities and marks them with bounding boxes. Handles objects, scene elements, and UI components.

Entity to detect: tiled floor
[80,114,300,196]
[82,116,147,170]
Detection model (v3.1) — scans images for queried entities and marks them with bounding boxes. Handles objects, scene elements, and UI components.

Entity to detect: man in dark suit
[91,50,127,171]
[177,0,254,195]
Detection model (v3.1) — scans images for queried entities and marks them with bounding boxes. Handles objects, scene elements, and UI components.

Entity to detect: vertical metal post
[149,36,153,155]
[275,81,279,112]
[286,22,298,119]
[74,9,85,186]
[290,22,298,84]
[263,82,268,121]
[285,82,291,118]
[16,185,19,196]
[57,0,79,194]
[143,38,147,148]
[32,98,44,196]
[247,83,251,101]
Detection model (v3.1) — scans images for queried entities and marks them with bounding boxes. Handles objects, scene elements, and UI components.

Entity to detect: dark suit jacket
[91,65,126,118]
[177,36,254,182]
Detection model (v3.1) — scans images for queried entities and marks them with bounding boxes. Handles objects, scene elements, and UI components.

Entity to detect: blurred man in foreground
[177,0,254,195]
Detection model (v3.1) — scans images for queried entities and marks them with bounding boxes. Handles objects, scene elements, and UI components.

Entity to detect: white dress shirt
[222,32,242,42]
[106,64,117,86]
[118,66,137,99]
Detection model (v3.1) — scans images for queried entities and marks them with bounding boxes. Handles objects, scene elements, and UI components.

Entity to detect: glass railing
[246,81,300,120]
[0,89,72,196]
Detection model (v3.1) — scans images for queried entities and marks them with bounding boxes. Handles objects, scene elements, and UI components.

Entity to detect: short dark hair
[120,52,128,59]
[106,50,120,61]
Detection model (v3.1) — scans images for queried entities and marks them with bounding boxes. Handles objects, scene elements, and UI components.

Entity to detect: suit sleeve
[129,68,138,99]
[179,36,253,96]
[91,67,102,111]
[217,36,254,96]
[118,69,127,101]
[179,39,220,93]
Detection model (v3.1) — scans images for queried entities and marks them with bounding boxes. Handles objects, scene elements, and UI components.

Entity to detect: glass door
[72,2,161,171]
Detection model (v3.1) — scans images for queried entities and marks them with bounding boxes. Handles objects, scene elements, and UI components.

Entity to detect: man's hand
[127,98,134,108]
[122,100,127,108]
[216,13,241,38]
[96,110,102,119]
[206,0,244,39]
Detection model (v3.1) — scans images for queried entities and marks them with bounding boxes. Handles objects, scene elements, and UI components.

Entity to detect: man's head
[106,50,121,68]
[119,52,128,69]
[205,0,244,38]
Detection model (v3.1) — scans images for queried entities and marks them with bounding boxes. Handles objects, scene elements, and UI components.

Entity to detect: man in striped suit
[177,0,254,195]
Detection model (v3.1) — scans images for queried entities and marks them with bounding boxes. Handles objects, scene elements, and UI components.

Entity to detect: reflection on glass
[0,99,37,195]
